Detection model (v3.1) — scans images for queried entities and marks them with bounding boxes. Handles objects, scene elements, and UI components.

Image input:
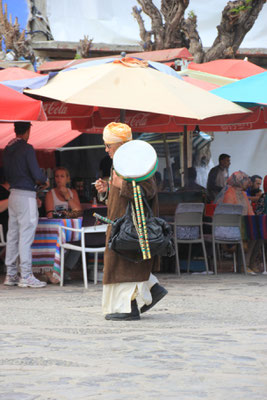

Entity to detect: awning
[0,121,82,168]
[139,131,212,157]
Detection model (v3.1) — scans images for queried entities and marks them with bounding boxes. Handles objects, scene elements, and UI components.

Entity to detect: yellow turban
[103,122,132,144]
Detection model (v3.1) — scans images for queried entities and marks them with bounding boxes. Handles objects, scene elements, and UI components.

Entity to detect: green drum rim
[115,158,158,182]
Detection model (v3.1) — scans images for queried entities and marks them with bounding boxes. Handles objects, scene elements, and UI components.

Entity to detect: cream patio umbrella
[26,58,250,184]
[26,59,249,121]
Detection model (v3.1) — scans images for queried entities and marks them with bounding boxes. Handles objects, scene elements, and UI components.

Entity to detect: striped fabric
[32,218,83,276]
[242,215,267,240]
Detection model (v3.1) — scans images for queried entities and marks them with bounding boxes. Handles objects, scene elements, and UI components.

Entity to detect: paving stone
[0,273,267,399]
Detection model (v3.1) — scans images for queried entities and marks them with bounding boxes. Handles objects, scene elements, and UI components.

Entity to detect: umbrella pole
[162,134,175,192]
[120,109,126,123]
[183,125,188,187]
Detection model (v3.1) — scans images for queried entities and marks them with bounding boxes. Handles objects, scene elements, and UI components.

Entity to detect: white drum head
[113,140,158,181]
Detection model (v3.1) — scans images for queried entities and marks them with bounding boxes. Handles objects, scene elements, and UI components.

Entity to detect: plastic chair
[59,224,107,288]
[209,204,246,275]
[174,203,209,275]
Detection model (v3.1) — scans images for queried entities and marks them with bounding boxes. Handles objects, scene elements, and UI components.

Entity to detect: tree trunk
[161,0,189,49]
[182,13,205,63]
[133,0,266,62]
[135,0,165,49]
[204,0,266,62]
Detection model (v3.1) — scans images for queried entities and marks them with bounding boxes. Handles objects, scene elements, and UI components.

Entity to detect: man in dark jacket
[207,153,231,202]
[3,122,49,288]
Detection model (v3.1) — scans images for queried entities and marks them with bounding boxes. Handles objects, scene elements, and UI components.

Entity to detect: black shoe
[105,300,140,321]
[140,283,168,314]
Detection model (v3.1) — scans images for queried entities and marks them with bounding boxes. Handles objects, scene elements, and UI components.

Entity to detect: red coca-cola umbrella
[41,100,266,133]
[25,63,266,133]
[0,83,46,121]
[91,106,267,133]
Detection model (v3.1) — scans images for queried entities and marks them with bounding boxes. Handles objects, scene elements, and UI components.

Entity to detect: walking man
[3,122,49,288]
[95,122,168,321]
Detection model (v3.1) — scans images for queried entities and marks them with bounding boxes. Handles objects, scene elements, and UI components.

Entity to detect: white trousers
[102,273,159,314]
[5,189,38,279]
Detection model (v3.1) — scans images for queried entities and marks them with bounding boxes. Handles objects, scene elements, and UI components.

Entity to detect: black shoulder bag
[108,194,175,262]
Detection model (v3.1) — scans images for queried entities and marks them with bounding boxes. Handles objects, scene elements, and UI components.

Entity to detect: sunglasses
[105,143,117,149]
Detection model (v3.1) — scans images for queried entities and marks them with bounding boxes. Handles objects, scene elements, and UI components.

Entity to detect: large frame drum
[113,140,158,182]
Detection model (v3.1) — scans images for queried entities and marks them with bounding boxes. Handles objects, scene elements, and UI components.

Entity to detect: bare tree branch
[132,0,266,62]
[132,6,153,50]
[182,12,205,63]
[205,0,266,61]
[136,0,165,49]
[161,0,189,48]
[77,35,93,58]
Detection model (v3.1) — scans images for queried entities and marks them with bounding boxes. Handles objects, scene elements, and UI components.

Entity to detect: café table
[31,217,82,278]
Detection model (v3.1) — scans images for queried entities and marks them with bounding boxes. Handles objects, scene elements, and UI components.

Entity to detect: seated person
[216,171,260,274]
[175,167,206,202]
[45,167,82,218]
[45,167,82,283]
[72,177,89,203]
[216,171,254,215]
[207,153,230,203]
[186,167,207,192]
[255,175,267,215]
[246,174,262,209]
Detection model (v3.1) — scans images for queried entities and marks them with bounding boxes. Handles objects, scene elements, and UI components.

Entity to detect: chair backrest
[212,204,243,241]
[82,208,107,247]
[175,203,204,226]
[213,204,243,228]
[174,203,204,240]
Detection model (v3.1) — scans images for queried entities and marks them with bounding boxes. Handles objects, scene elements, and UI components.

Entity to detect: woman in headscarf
[95,122,168,321]
[217,171,262,274]
[217,171,254,215]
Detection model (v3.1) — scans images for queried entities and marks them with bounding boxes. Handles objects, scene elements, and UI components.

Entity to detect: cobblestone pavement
[0,273,267,400]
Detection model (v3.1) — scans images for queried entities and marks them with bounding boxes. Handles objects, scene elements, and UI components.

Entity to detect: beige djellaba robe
[102,175,160,314]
